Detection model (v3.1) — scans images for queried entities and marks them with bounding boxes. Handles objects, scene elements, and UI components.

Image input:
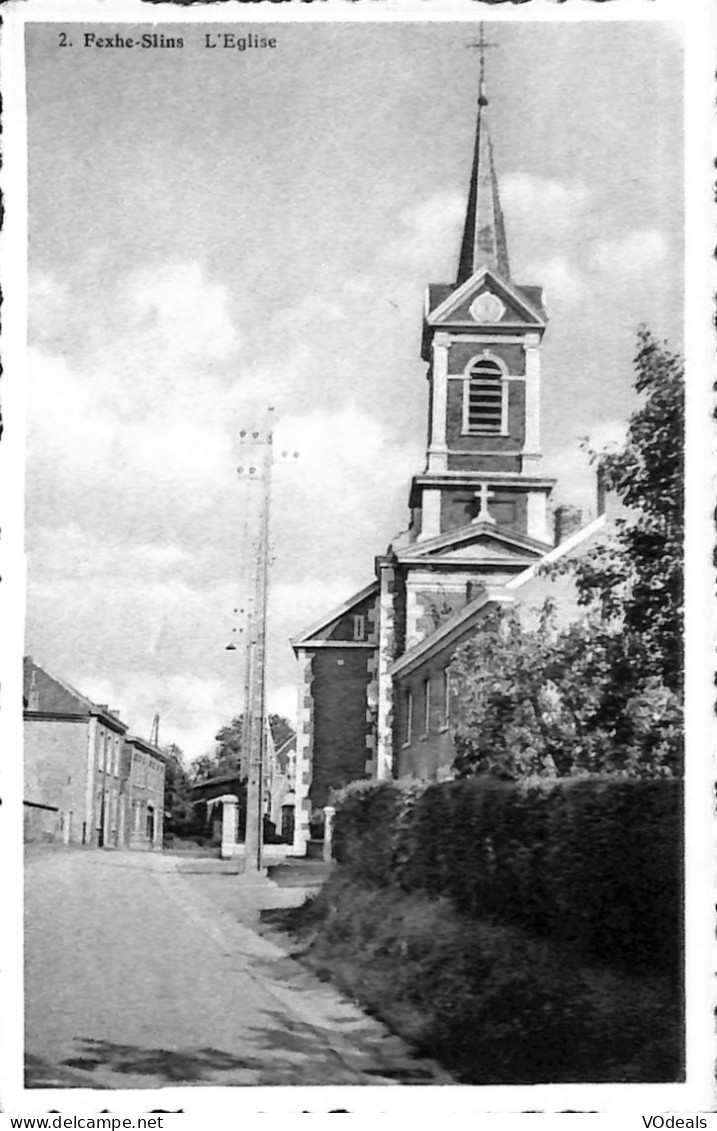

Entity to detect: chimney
[554,505,583,545]
[28,670,40,711]
[108,709,121,719]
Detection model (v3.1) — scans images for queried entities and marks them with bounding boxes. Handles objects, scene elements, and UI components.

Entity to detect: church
[290,60,608,854]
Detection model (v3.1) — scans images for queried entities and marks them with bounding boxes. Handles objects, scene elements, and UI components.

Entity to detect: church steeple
[414,32,554,548]
[457,51,510,283]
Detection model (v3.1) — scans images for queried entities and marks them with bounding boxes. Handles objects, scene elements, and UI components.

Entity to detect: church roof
[457,75,510,284]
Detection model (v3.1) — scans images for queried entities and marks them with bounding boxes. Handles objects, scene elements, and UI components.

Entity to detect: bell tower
[410,33,555,546]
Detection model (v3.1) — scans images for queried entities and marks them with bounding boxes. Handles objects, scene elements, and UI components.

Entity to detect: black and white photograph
[2,0,714,1117]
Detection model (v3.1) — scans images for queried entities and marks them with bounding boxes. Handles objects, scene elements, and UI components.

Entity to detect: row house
[23,657,165,849]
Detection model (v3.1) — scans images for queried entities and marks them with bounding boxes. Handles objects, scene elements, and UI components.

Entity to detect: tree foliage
[162,743,198,836]
[450,606,681,780]
[192,714,295,783]
[575,327,684,690]
[450,328,684,781]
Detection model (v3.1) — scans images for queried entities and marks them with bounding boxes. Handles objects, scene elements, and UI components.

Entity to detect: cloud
[588,229,668,278]
[74,669,229,761]
[382,190,465,270]
[271,406,421,561]
[126,262,240,362]
[27,344,238,536]
[28,273,70,344]
[502,175,592,234]
[271,576,369,636]
[267,683,298,727]
[544,420,628,512]
[524,257,585,306]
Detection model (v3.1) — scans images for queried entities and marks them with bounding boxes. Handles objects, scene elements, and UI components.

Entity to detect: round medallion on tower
[469,292,505,323]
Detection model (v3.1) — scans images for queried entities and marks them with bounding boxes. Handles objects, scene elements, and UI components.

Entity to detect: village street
[25,848,449,1090]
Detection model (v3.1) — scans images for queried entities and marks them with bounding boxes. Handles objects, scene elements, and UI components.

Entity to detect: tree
[162,743,199,837]
[451,604,681,782]
[192,714,296,782]
[575,327,684,691]
[451,328,684,781]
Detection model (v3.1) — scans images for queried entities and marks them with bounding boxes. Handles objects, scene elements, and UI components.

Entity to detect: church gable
[291,582,379,648]
[427,269,546,329]
[438,537,538,563]
[398,520,549,567]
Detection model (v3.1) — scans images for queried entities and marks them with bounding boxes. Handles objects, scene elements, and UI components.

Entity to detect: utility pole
[235,413,297,874]
[238,416,273,874]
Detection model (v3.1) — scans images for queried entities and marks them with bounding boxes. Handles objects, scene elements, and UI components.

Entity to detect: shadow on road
[25,1008,438,1087]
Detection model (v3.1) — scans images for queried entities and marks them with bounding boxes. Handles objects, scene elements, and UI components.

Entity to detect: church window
[404,690,413,745]
[443,669,451,726]
[423,677,431,734]
[464,358,506,435]
[352,614,365,641]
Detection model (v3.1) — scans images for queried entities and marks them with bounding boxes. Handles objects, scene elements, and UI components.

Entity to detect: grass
[267,868,684,1085]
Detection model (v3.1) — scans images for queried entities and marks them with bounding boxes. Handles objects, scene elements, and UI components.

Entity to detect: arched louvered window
[464,358,506,434]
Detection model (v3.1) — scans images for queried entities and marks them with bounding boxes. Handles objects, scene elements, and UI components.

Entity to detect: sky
[25,19,684,761]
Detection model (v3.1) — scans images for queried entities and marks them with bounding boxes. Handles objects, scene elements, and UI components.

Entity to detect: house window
[464,358,506,434]
[353,614,365,641]
[423,677,431,735]
[404,689,413,746]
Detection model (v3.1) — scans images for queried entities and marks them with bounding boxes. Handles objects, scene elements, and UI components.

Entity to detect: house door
[281,805,295,843]
[146,806,155,845]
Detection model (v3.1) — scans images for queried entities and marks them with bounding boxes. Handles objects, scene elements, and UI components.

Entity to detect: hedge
[282,871,683,1083]
[331,775,683,977]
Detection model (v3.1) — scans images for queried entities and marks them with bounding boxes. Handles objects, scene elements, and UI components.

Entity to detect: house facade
[123,734,166,850]
[23,656,164,848]
[290,67,610,853]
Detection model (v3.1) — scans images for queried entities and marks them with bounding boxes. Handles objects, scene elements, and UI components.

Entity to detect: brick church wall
[440,489,528,535]
[394,657,456,781]
[447,342,526,375]
[309,648,373,810]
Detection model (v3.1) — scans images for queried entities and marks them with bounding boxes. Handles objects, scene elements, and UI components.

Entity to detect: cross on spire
[466,23,500,106]
[458,27,509,284]
[471,483,497,524]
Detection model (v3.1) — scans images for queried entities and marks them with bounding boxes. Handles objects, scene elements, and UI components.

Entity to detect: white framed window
[423,677,431,735]
[463,356,508,435]
[443,668,452,727]
[352,614,365,641]
[404,689,413,746]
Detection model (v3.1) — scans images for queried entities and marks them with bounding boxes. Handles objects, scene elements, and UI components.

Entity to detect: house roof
[505,514,607,592]
[190,774,242,802]
[23,656,128,734]
[125,733,166,762]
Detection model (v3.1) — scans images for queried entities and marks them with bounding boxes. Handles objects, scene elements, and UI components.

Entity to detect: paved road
[25,848,449,1089]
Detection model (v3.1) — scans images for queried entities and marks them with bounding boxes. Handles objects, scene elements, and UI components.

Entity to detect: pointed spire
[457,41,510,285]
